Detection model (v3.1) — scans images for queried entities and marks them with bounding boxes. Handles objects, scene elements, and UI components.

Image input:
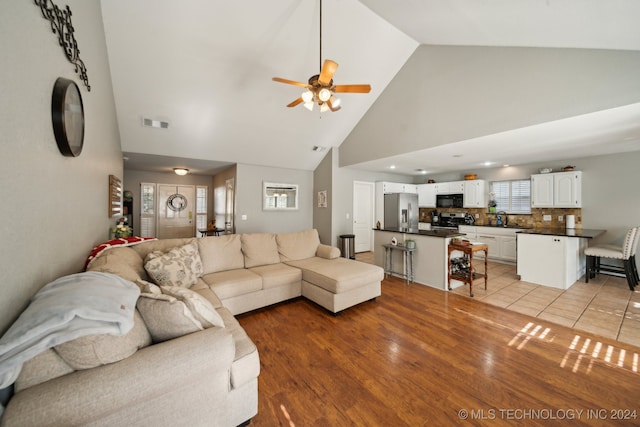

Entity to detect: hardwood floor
[237,276,640,426]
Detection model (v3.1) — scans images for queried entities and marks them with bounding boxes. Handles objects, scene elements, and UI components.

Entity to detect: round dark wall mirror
[52,77,85,157]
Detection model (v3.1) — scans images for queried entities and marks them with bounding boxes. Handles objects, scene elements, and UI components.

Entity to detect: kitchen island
[373,227,465,290]
[516,228,605,289]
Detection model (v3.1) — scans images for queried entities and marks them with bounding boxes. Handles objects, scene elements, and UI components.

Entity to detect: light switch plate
[241,214,247,221]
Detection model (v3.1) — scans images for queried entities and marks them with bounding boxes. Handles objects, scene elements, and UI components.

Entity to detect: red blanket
[84,237,156,270]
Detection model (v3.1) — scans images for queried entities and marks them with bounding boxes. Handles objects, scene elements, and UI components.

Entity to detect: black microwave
[436,193,463,208]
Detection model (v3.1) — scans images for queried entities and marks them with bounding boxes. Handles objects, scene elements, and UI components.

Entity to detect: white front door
[157,185,196,239]
[353,181,374,253]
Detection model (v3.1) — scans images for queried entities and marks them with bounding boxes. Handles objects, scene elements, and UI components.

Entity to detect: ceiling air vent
[142,118,169,129]
[312,145,327,152]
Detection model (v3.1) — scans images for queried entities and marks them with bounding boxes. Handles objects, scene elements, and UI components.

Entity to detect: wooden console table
[383,243,415,283]
[447,242,488,297]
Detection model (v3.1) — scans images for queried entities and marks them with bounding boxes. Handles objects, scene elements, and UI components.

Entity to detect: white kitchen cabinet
[531,171,582,208]
[458,225,477,240]
[469,226,519,263]
[554,172,581,207]
[380,181,417,194]
[463,180,486,208]
[403,184,418,194]
[434,181,464,195]
[417,184,436,207]
[517,233,585,289]
[502,237,517,262]
[380,182,403,194]
[476,231,500,259]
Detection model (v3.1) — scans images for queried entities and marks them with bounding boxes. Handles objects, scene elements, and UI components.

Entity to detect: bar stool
[585,227,638,290]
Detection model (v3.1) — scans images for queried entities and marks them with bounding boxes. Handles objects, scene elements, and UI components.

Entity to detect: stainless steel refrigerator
[384,193,419,229]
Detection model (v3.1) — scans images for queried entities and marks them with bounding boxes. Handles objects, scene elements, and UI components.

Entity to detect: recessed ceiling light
[312,145,327,152]
[503,164,510,167]
[415,168,427,174]
[389,165,396,169]
[483,161,493,166]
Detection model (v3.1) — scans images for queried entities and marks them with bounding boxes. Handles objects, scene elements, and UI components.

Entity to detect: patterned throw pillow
[144,242,203,288]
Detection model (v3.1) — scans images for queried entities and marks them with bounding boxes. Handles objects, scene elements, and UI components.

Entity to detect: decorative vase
[489,207,496,213]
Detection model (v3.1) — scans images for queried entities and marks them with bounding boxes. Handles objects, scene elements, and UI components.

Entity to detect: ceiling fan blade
[272,77,309,88]
[318,60,338,86]
[327,99,341,112]
[334,84,371,93]
[287,97,303,108]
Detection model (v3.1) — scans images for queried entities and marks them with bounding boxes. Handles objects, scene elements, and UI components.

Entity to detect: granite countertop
[516,228,606,239]
[374,227,465,238]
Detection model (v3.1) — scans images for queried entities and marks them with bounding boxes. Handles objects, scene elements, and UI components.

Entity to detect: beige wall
[0,1,123,335]
[340,45,640,167]
[234,164,313,234]
[313,150,333,245]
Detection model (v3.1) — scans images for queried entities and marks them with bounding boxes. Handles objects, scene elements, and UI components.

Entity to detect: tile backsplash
[419,207,582,228]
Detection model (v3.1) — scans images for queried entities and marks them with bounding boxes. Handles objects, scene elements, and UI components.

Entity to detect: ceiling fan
[272,0,371,113]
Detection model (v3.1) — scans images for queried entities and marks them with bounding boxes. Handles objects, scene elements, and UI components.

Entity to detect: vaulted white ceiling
[101,0,640,176]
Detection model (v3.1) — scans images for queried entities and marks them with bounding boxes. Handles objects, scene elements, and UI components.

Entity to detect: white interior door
[157,185,196,239]
[353,181,374,253]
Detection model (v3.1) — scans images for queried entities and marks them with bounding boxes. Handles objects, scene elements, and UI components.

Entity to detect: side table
[447,242,488,297]
[382,243,415,283]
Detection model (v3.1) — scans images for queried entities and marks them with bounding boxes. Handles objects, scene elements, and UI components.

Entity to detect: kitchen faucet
[496,211,509,227]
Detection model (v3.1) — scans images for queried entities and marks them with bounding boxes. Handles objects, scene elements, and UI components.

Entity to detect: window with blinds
[491,179,531,214]
[140,183,156,237]
[196,186,208,230]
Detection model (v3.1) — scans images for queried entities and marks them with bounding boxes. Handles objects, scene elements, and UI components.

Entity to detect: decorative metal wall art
[35,0,90,91]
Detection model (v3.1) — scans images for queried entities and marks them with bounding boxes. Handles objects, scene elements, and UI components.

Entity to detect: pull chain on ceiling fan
[272,0,371,113]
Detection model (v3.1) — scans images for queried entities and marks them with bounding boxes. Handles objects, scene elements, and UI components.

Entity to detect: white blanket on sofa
[0,272,140,388]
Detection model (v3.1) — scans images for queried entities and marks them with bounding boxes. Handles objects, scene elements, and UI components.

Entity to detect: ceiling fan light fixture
[272,0,370,113]
[318,88,331,102]
[301,90,314,103]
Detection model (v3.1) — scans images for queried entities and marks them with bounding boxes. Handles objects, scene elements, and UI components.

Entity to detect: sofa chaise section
[276,230,383,313]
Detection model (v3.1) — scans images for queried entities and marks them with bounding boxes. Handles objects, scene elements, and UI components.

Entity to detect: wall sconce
[173,168,189,176]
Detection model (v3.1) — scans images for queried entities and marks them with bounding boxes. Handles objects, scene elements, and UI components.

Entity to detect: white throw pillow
[160,286,225,328]
[144,242,203,288]
[136,292,203,343]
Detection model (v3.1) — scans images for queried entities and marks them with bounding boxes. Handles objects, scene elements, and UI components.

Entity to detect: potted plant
[112,219,132,238]
[488,192,497,213]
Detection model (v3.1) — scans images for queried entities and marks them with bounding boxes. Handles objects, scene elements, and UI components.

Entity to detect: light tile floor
[356,252,640,347]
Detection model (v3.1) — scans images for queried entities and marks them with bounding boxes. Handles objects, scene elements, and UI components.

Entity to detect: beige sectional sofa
[1,229,382,427]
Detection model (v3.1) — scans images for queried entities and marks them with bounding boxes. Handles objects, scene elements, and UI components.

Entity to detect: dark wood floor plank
[238,277,640,426]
